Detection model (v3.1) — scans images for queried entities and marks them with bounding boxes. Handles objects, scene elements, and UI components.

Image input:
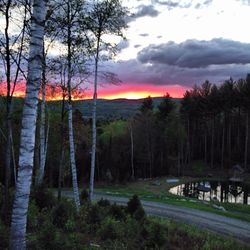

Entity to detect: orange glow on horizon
[0,81,188,100]
[97,84,187,99]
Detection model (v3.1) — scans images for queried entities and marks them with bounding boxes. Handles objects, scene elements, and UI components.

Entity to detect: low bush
[27,200,40,231]
[51,199,76,229]
[85,204,103,232]
[97,198,110,207]
[127,195,143,215]
[80,189,89,204]
[31,186,56,211]
[97,217,123,241]
[108,203,126,220]
[143,220,168,249]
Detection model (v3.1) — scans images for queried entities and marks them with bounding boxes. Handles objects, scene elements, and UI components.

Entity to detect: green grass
[52,175,250,223]
[149,216,250,250]
[94,182,250,223]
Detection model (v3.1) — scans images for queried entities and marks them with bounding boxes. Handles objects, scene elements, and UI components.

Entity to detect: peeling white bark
[9,1,46,249]
[68,104,81,210]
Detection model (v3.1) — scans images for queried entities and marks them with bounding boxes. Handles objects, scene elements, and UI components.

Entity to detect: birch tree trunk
[66,0,80,210]
[68,104,80,210]
[9,1,46,249]
[89,42,99,202]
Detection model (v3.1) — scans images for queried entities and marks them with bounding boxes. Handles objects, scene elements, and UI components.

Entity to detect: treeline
[3,75,250,188]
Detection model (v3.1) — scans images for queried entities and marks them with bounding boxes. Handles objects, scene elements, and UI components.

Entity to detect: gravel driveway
[62,191,250,246]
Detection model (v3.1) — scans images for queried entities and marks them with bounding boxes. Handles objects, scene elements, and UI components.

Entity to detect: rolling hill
[73,97,181,119]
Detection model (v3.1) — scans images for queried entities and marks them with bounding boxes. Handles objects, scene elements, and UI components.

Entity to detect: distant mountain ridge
[0,96,181,119]
[73,97,181,119]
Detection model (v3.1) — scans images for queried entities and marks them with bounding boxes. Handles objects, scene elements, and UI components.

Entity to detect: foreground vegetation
[1,188,248,250]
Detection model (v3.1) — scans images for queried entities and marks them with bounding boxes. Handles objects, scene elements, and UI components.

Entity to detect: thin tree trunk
[58,95,66,200]
[36,51,46,186]
[186,117,191,165]
[204,123,207,163]
[211,116,215,169]
[221,120,225,169]
[9,1,46,249]
[3,0,12,222]
[66,1,80,210]
[228,114,232,167]
[237,107,241,154]
[244,112,249,170]
[177,144,181,176]
[89,36,100,202]
[10,128,17,185]
[129,123,135,180]
[68,104,80,209]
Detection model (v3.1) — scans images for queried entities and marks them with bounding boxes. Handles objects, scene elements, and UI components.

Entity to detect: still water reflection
[169,180,250,205]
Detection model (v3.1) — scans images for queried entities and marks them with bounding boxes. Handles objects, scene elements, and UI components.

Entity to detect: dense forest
[1,76,250,189]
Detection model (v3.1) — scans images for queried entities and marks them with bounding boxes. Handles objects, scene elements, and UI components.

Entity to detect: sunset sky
[1,0,250,99]
[96,0,250,99]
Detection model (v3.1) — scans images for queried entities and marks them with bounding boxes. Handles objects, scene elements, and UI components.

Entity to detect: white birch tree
[84,0,128,202]
[9,0,47,248]
[0,0,29,218]
[52,0,88,209]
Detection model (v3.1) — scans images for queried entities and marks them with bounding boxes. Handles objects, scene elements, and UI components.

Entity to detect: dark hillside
[73,97,181,119]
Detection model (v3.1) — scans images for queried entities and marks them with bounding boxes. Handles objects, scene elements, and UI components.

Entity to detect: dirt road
[62,191,250,245]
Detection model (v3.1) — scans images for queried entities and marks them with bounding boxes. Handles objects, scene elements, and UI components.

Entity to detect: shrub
[97,217,123,241]
[97,198,110,207]
[64,218,76,232]
[51,199,76,229]
[31,186,56,210]
[27,200,40,231]
[77,205,89,233]
[80,189,89,204]
[140,220,168,249]
[127,195,142,215]
[86,204,103,232]
[35,221,63,250]
[133,205,145,221]
[127,195,145,221]
[108,203,126,220]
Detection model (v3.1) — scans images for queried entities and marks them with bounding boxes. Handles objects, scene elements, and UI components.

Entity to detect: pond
[169,180,250,205]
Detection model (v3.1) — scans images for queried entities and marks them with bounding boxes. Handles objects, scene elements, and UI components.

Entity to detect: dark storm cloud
[111,59,250,87]
[132,5,159,18]
[106,38,250,88]
[137,39,250,68]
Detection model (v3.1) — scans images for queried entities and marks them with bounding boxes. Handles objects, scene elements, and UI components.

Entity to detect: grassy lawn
[149,216,250,250]
[94,176,250,223]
